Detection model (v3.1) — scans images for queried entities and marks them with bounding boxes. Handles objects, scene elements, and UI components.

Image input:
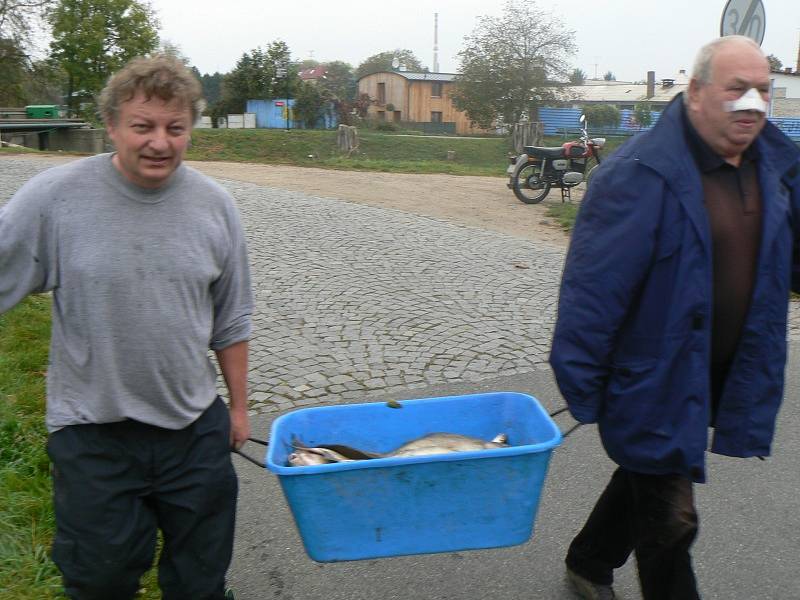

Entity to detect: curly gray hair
[98,54,205,125]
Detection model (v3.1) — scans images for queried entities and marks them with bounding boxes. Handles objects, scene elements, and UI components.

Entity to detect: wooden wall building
[357,71,490,135]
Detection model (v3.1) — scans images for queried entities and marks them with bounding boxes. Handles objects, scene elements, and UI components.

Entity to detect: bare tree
[0,0,48,47]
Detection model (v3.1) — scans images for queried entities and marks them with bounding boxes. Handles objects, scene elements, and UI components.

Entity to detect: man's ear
[686,79,701,111]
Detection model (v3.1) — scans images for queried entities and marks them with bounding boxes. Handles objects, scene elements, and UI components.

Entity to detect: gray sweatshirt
[0,154,253,431]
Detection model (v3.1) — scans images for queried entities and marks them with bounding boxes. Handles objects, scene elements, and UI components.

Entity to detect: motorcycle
[506,114,606,204]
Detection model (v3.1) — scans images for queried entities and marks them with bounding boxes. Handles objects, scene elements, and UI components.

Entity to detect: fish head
[488,433,509,447]
[287,446,355,466]
[288,450,330,466]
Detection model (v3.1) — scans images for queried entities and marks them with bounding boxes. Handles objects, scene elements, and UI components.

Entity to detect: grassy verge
[186,128,512,176]
[4,127,630,179]
[186,128,630,177]
[546,202,580,232]
[0,296,160,599]
[0,295,59,599]
[0,146,39,154]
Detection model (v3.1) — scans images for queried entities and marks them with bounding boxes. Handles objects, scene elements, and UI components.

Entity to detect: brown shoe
[566,567,616,600]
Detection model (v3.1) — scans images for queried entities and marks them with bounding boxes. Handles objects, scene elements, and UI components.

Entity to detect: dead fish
[287,446,355,466]
[287,432,508,466]
[387,432,508,458]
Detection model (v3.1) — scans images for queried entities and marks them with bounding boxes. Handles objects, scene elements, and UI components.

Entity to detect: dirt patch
[1,154,579,247]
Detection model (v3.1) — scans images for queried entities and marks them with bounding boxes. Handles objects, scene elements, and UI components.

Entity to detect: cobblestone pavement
[4,156,800,417]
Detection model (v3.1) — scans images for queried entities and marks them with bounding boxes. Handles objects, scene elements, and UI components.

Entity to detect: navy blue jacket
[550,96,800,482]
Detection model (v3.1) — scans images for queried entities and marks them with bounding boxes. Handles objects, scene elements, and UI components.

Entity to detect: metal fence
[538,107,800,141]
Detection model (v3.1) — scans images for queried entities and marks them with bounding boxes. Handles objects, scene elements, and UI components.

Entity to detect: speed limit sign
[720,0,766,46]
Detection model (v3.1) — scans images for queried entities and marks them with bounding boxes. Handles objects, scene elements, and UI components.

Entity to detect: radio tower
[433,13,440,73]
[796,30,799,73]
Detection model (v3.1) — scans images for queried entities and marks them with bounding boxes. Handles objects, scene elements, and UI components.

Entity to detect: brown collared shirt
[682,106,762,377]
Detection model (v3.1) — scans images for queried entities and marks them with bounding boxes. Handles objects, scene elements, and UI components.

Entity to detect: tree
[356,49,423,79]
[48,0,159,116]
[633,100,653,129]
[199,71,223,106]
[22,57,66,104]
[603,71,616,81]
[582,104,620,128]
[219,41,293,113]
[293,80,328,128]
[0,0,49,104]
[569,68,586,85]
[451,0,576,128]
[0,0,48,49]
[0,38,27,104]
[766,54,783,72]
[320,60,356,102]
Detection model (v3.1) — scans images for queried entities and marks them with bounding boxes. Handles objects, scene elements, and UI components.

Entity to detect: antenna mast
[433,13,440,73]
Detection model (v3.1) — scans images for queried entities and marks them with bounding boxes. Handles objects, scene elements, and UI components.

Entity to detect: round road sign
[720,0,766,45]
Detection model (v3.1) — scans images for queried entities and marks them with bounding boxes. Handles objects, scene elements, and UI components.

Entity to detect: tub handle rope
[549,406,583,438]
[231,437,270,468]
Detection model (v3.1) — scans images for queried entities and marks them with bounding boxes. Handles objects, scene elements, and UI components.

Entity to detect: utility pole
[275,64,290,131]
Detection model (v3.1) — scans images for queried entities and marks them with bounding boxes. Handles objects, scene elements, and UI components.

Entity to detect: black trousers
[565,467,700,600]
[46,397,238,600]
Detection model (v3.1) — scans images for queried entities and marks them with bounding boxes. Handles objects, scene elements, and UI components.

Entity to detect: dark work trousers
[46,396,238,600]
[565,467,700,600]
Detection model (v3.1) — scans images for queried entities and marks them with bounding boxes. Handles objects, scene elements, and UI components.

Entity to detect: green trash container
[25,105,59,119]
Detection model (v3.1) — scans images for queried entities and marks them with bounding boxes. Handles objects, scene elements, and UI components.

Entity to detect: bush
[581,105,621,128]
[633,101,654,128]
[374,120,398,132]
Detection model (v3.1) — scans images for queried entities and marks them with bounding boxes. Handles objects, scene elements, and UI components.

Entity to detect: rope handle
[231,437,270,468]
[549,406,583,438]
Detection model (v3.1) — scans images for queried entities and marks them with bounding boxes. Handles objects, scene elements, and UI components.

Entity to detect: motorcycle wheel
[512,163,551,204]
[585,163,600,191]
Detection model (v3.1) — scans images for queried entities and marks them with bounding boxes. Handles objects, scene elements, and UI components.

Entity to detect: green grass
[186,128,512,176]
[0,295,60,599]
[0,296,160,600]
[4,126,632,179]
[546,202,581,232]
[0,146,39,154]
[185,128,632,178]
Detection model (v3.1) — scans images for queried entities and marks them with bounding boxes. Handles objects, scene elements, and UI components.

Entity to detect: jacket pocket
[603,358,664,431]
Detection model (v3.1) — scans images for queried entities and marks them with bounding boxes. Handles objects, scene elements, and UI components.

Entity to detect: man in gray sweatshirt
[0,56,253,600]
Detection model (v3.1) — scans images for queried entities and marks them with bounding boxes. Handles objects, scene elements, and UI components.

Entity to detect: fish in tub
[287,432,509,466]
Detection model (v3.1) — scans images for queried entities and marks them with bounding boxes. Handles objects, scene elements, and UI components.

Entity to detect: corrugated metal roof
[400,72,457,81]
[564,83,686,103]
[358,71,457,82]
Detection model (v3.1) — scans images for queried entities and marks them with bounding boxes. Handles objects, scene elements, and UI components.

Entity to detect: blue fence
[539,107,800,141]
[246,99,338,129]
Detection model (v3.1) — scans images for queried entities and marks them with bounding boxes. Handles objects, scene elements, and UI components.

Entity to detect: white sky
[151,0,800,82]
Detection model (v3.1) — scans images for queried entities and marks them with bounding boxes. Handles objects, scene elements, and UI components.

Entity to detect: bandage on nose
[724,88,768,114]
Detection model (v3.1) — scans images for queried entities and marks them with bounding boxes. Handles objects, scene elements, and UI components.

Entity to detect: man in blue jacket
[550,35,800,600]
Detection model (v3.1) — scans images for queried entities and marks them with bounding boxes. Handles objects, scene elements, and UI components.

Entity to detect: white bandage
[723,88,768,114]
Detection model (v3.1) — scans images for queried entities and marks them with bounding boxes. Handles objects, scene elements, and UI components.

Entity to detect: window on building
[377,111,385,121]
[394,111,401,122]
[377,83,386,103]
[431,82,443,97]
[431,111,443,123]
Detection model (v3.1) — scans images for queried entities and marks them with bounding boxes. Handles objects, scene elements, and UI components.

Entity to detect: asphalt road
[229,363,800,600]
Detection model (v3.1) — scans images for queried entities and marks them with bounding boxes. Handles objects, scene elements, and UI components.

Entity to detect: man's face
[106,91,192,189]
[687,42,770,164]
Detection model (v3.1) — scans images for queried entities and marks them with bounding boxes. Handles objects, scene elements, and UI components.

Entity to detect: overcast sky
[151,0,800,82]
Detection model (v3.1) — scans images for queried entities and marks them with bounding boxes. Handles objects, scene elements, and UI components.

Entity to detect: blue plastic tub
[265,391,562,562]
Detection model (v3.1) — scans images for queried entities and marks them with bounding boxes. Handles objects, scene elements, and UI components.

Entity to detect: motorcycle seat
[523,146,564,159]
